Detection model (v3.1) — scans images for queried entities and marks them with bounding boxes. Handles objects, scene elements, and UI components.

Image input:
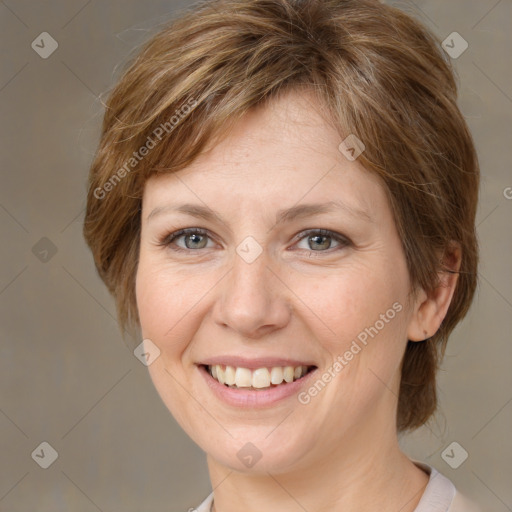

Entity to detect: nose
[212,246,292,339]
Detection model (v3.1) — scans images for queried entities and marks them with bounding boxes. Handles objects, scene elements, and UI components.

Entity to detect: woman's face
[136,90,421,473]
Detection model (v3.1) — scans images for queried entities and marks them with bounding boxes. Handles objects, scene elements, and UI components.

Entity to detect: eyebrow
[146,200,372,227]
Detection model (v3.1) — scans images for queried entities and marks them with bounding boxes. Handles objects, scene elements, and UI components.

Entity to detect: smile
[206,364,316,390]
[197,361,319,408]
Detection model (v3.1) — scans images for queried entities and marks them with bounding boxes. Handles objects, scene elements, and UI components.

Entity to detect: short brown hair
[83,0,479,431]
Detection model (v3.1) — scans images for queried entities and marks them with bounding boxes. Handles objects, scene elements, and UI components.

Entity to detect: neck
[206,411,429,512]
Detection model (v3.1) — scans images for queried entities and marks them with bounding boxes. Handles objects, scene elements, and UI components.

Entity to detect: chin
[202,428,317,475]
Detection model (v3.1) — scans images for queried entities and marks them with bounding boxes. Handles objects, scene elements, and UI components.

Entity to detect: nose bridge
[214,240,291,337]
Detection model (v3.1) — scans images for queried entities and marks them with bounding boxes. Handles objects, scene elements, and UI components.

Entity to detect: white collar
[193,461,457,512]
[412,461,456,511]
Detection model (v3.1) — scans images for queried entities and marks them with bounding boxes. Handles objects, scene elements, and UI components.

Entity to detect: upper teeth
[209,365,310,388]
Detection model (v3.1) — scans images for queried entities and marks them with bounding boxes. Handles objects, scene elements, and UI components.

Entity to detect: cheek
[294,265,406,345]
[135,261,197,355]
[293,273,408,422]
[135,262,205,431]
[292,262,410,403]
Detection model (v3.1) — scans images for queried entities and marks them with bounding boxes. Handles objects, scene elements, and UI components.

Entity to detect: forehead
[195,89,342,169]
[142,89,387,222]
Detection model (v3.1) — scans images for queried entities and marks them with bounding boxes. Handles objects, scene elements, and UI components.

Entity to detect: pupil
[311,235,329,250]
[188,233,204,249]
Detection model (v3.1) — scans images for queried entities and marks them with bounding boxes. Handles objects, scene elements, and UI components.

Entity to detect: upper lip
[198,356,317,370]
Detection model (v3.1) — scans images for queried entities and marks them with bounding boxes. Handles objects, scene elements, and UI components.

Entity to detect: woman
[83,0,481,510]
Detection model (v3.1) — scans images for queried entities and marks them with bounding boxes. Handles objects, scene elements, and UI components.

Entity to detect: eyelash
[156,228,351,255]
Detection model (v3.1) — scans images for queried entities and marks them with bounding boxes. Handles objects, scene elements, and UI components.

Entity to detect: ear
[407,242,462,342]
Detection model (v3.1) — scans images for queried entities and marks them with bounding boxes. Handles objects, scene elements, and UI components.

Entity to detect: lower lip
[197,364,318,408]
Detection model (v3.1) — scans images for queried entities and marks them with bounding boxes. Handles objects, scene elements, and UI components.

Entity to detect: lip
[198,356,316,370]
[197,363,318,408]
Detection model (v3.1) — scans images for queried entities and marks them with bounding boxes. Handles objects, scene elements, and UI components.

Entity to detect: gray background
[0,0,511,510]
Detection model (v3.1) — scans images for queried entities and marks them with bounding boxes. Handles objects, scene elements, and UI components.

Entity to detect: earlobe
[407,242,462,342]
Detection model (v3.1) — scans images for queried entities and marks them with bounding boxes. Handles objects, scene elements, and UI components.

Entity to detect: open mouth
[201,364,317,390]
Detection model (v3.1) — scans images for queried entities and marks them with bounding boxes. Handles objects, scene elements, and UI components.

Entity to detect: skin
[135,89,460,512]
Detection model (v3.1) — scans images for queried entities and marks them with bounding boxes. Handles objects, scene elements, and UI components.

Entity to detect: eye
[293,229,350,254]
[157,227,351,255]
[157,228,214,252]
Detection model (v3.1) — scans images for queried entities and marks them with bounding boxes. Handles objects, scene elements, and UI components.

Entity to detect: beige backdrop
[1,0,511,510]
